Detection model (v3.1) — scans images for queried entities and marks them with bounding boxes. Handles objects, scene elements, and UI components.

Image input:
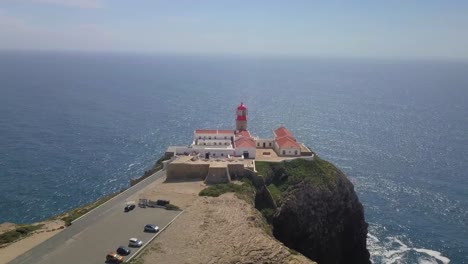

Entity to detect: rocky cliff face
[273,172,370,264]
[258,158,371,264]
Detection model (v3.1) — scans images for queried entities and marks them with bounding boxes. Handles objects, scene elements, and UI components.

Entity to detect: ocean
[0,51,466,263]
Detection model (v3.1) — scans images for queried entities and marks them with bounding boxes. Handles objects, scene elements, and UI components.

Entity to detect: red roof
[195,129,234,134]
[276,136,300,148]
[234,137,256,148]
[274,126,295,140]
[237,102,247,110]
[235,130,251,138]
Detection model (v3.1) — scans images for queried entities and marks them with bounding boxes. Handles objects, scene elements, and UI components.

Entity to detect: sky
[0,0,467,59]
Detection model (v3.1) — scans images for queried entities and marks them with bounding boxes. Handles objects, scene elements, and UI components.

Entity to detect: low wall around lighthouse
[166,162,209,182]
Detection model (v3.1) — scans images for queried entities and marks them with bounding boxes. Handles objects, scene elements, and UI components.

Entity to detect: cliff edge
[257,158,371,264]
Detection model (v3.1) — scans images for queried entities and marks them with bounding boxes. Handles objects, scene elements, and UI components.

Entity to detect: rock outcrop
[258,158,371,264]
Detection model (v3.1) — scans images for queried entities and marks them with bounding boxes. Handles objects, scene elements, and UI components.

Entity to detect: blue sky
[0,0,467,59]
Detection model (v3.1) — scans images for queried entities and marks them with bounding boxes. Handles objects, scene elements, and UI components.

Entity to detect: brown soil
[139,181,316,264]
[0,220,65,263]
[0,176,316,264]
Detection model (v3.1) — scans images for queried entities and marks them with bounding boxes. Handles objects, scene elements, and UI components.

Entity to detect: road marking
[126,210,184,262]
[71,170,164,224]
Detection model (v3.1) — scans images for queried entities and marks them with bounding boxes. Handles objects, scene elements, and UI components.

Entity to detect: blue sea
[0,51,467,263]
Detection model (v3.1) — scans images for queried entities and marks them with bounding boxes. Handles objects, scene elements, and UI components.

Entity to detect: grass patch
[258,158,340,205]
[255,161,273,177]
[199,181,255,204]
[130,154,170,186]
[260,208,276,223]
[266,183,282,206]
[165,203,181,211]
[199,183,246,197]
[0,224,44,246]
[59,192,120,226]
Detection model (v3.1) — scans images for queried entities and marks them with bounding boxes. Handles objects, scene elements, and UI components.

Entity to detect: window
[295,150,298,155]
[257,143,260,147]
[209,136,211,139]
[214,136,216,139]
[214,142,217,145]
[269,143,272,147]
[221,153,224,157]
[203,143,206,145]
[224,136,227,139]
[199,136,201,139]
[282,150,285,155]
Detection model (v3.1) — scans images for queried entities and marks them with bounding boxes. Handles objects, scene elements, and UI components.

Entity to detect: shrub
[165,204,180,211]
[0,224,43,246]
[266,184,283,205]
[260,208,276,223]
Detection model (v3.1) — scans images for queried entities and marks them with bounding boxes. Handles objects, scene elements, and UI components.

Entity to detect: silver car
[129,238,143,247]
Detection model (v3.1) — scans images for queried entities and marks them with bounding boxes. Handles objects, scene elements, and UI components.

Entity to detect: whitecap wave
[368,232,450,264]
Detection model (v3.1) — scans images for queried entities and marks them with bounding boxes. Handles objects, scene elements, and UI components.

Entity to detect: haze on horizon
[0,0,467,60]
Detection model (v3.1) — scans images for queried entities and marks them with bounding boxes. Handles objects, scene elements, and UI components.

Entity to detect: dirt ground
[0,176,316,264]
[0,220,65,264]
[139,180,316,264]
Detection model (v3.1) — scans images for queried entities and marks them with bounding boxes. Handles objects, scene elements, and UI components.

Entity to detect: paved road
[9,170,181,264]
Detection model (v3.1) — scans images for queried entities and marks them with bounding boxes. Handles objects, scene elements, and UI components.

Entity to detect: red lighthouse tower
[236,102,248,131]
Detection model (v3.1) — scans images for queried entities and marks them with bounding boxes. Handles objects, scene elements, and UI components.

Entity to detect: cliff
[257,158,371,264]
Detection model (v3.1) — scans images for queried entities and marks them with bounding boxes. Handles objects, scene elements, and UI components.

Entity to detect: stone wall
[205,166,230,184]
[166,163,209,182]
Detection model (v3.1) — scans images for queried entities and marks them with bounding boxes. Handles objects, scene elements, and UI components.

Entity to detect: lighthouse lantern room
[236,102,248,131]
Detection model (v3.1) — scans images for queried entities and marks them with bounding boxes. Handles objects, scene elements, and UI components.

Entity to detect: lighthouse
[236,102,248,131]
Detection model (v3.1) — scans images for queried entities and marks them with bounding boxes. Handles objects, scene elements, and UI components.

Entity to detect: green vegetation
[0,224,44,246]
[130,154,170,186]
[60,192,120,226]
[255,157,340,223]
[165,203,181,211]
[199,181,254,204]
[266,183,282,206]
[257,157,338,196]
[260,208,276,223]
[255,161,274,178]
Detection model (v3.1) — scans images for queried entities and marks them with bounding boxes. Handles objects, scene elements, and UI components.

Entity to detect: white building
[167,103,310,159]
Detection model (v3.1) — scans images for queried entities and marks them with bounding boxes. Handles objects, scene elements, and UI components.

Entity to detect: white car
[129,238,143,247]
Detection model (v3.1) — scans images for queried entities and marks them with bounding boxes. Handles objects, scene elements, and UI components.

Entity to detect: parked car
[124,201,136,212]
[124,204,135,212]
[144,224,159,232]
[106,252,123,263]
[116,246,131,256]
[129,238,143,247]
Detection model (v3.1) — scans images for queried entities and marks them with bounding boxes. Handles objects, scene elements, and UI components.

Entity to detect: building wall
[227,163,245,180]
[273,141,300,156]
[255,138,274,149]
[174,146,235,158]
[234,147,256,158]
[194,133,234,140]
[166,163,210,181]
[194,139,232,146]
[278,147,301,156]
[205,166,230,184]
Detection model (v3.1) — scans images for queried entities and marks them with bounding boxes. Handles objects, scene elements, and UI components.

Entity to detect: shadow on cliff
[254,158,371,264]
